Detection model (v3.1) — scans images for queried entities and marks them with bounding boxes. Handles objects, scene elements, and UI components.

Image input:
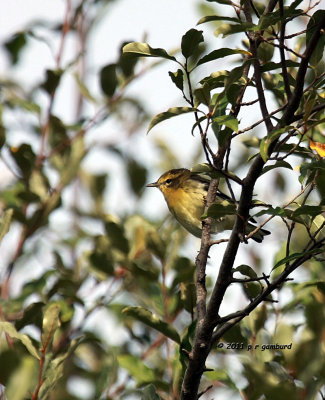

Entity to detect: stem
[31,348,46,400]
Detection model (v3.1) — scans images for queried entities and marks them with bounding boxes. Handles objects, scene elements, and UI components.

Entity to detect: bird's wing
[190,172,234,203]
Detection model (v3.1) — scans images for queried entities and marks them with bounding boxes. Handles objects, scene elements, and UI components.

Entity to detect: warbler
[146,168,270,242]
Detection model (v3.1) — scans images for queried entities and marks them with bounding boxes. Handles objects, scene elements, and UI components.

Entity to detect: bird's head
[146,168,191,195]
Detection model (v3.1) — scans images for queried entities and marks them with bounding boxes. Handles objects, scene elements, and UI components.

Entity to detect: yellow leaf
[310,140,325,157]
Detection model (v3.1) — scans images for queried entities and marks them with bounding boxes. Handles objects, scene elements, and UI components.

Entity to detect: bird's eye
[165,179,172,185]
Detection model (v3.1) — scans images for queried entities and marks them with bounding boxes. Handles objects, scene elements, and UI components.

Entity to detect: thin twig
[234,104,286,136]
[246,182,314,241]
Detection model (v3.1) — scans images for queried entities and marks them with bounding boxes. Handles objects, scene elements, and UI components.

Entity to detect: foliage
[0,1,325,400]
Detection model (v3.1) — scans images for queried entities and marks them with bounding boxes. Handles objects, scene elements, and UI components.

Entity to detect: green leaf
[191,115,208,135]
[180,321,196,370]
[122,306,180,343]
[0,350,20,385]
[41,69,63,94]
[59,135,86,186]
[260,127,288,162]
[257,41,274,64]
[200,71,229,90]
[127,158,147,196]
[141,384,162,400]
[15,302,44,331]
[206,0,232,5]
[226,83,243,106]
[41,304,60,349]
[118,354,155,383]
[260,60,300,73]
[197,48,250,66]
[206,201,237,219]
[300,159,325,184]
[5,356,38,400]
[181,28,204,58]
[100,64,118,97]
[292,205,325,218]
[249,306,268,335]
[254,206,286,218]
[215,127,233,147]
[4,32,27,65]
[29,170,50,201]
[273,249,323,270]
[194,83,211,107]
[118,41,139,77]
[104,216,129,254]
[147,107,197,133]
[261,160,293,175]
[48,115,69,151]
[257,7,302,30]
[168,69,184,91]
[171,257,195,289]
[306,10,325,66]
[216,22,256,37]
[9,97,41,114]
[122,42,176,61]
[180,282,196,314]
[0,321,40,359]
[89,235,114,275]
[224,61,251,90]
[126,215,166,260]
[0,208,13,244]
[213,114,238,132]
[242,281,262,300]
[205,369,239,390]
[0,124,6,149]
[38,358,64,399]
[190,163,213,174]
[232,264,258,279]
[10,143,36,179]
[197,15,240,25]
[74,73,96,102]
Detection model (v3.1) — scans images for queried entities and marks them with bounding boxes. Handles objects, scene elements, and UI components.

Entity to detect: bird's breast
[163,187,205,237]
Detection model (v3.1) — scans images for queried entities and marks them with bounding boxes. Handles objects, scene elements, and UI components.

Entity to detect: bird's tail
[247,223,270,243]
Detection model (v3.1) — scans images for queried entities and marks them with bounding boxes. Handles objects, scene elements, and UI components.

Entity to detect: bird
[146,168,270,242]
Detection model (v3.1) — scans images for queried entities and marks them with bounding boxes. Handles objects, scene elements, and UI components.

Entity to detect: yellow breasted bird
[146,168,270,242]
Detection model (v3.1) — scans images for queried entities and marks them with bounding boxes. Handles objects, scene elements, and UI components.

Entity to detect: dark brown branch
[264,0,279,15]
[279,0,292,100]
[231,275,270,283]
[198,385,213,399]
[250,41,274,133]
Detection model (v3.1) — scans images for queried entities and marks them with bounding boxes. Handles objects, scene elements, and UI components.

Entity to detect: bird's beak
[146,181,159,188]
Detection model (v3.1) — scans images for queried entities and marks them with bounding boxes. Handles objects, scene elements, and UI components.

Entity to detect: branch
[234,104,286,137]
[279,0,292,100]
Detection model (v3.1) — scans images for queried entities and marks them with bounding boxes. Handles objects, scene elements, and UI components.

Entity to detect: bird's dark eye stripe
[165,178,173,184]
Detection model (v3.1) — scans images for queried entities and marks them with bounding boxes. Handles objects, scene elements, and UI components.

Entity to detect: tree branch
[279,0,292,100]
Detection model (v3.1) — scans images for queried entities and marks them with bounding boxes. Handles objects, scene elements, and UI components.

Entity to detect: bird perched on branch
[146,168,270,242]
